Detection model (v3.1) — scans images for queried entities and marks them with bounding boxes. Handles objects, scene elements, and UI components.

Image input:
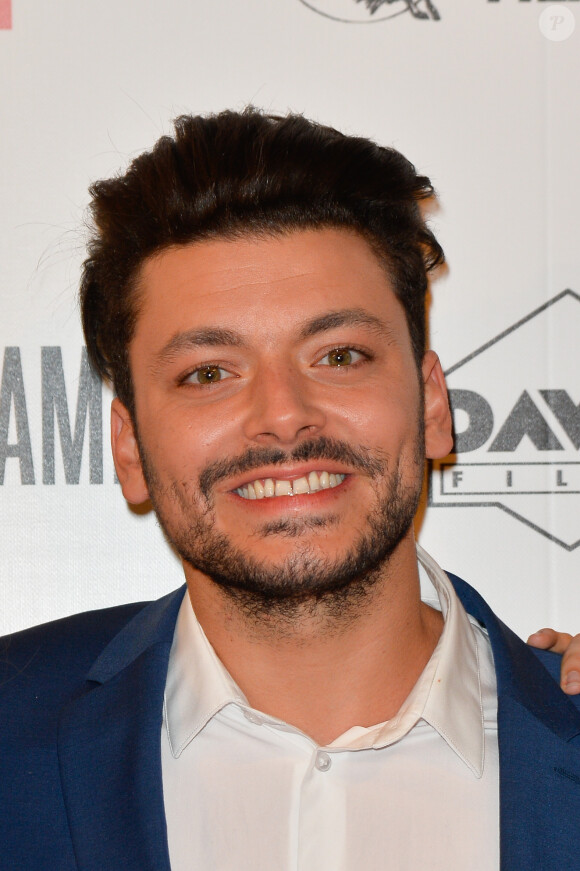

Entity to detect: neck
[184,534,443,746]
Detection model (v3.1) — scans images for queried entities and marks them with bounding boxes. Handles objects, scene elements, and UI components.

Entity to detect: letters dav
[430,290,580,550]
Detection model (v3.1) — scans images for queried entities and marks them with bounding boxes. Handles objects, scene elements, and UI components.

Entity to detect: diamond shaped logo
[430,290,580,550]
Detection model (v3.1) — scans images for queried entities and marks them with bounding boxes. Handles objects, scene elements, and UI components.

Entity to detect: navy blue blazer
[1,574,580,870]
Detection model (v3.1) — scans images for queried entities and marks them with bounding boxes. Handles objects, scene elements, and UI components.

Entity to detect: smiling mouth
[235,471,347,500]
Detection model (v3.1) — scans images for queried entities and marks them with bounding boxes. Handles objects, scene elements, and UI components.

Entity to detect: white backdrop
[1,0,579,639]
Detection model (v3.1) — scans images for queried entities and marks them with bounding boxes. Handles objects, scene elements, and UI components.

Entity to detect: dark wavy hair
[80,108,444,416]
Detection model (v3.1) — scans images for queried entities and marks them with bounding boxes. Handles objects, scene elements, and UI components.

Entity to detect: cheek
[155,410,246,497]
[341,390,417,446]
[194,413,241,453]
[139,392,227,453]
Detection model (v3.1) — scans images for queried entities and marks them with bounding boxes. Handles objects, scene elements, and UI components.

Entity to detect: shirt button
[315,751,332,772]
[243,710,264,726]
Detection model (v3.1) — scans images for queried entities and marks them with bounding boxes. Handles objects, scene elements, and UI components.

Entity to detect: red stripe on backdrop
[0,0,12,29]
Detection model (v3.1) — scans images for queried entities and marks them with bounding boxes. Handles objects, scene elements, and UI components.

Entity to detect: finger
[527,629,580,695]
[527,628,561,650]
[561,636,580,694]
[545,632,574,656]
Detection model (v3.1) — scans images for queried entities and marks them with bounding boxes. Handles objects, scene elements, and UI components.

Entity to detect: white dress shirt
[161,545,499,870]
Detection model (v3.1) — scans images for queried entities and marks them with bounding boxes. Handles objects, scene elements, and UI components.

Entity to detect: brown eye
[195,365,224,384]
[182,364,235,388]
[327,348,353,367]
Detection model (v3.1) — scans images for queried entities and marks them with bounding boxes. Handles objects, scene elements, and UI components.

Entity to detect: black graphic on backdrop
[430,290,580,550]
[299,0,440,23]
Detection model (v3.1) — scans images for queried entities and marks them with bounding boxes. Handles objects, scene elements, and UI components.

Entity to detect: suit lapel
[58,587,185,871]
[450,573,580,870]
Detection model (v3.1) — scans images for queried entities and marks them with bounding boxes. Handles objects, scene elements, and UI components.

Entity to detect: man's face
[113,228,452,616]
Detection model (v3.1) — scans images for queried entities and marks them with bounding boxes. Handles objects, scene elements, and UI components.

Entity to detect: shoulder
[446,569,580,717]
[0,600,151,675]
[0,601,151,719]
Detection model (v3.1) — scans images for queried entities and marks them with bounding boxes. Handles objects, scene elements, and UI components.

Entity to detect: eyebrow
[154,327,247,367]
[298,308,395,342]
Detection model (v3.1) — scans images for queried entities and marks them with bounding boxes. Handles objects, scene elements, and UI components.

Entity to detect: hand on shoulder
[527,629,580,694]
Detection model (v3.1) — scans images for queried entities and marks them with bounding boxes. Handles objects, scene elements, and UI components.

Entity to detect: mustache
[199,437,386,499]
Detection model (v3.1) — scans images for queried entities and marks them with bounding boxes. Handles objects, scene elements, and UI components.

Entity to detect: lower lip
[229,475,351,511]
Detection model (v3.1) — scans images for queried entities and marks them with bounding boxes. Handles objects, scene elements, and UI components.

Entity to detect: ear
[111,398,150,505]
[422,350,454,460]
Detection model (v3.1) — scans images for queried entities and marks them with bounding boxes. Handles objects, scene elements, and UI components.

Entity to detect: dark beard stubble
[137,434,425,625]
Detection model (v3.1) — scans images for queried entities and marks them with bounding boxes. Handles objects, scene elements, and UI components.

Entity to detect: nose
[242,363,326,446]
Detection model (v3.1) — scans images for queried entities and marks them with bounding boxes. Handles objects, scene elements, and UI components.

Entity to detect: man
[2,109,580,869]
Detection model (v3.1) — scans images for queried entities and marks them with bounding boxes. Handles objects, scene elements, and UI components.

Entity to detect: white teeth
[292,476,310,495]
[236,472,346,500]
[264,478,275,497]
[308,471,321,491]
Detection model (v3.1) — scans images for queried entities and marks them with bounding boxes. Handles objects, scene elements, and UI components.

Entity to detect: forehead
[134,228,409,345]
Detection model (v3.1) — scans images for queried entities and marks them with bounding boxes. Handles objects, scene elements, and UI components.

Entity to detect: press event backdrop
[1,0,579,638]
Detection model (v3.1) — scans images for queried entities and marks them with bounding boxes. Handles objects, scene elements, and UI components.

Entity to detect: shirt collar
[414,544,487,778]
[164,545,490,776]
[163,592,247,758]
